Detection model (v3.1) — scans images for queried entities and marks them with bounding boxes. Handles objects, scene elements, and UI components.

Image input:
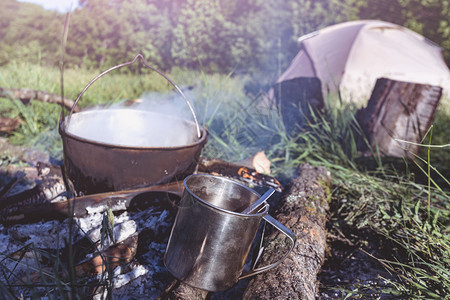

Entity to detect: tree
[65,0,177,69]
[0,0,63,66]
[2,0,447,74]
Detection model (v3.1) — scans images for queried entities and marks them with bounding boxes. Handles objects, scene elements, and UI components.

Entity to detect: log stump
[356,78,442,158]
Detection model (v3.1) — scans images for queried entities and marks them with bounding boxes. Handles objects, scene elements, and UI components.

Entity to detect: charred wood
[0,156,283,224]
[198,157,282,192]
[0,162,66,224]
[12,233,138,289]
[75,233,138,276]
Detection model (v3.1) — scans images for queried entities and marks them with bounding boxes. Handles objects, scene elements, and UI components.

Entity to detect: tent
[272,20,450,105]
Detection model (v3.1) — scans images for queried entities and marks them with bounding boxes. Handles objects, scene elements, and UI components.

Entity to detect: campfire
[4,52,433,298]
[0,56,327,299]
[1,152,315,299]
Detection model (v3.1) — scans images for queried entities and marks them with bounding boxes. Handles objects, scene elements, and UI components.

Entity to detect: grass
[0,61,449,298]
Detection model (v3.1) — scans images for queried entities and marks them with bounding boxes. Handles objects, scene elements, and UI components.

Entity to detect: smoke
[119,90,196,121]
[66,91,201,148]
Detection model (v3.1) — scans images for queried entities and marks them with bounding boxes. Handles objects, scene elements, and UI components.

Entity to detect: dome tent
[273,19,450,105]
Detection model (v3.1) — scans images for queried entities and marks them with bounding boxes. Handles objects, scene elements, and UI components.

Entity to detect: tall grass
[0,61,449,298]
[180,79,450,297]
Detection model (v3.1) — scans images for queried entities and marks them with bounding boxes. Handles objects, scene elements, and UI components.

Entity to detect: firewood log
[157,280,208,300]
[75,233,138,276]
[242,163,330,300]
[0,156,283,224]
[198,157,282,192]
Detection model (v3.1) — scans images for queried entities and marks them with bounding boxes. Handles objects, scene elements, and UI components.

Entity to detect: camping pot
[59,54,208,195]
[164,174,296,292]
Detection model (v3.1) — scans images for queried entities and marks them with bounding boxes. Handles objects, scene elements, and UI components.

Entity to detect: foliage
[0,213,118,298]
[181,74,450,297]
[0,0,63,66]
[0,0,449,295]
[2,0,448,80]
[254,99,450,298]
[0,0,393,75]
[417,107,450,177]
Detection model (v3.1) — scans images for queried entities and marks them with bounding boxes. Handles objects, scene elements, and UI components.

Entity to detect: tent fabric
[274,20,450,105]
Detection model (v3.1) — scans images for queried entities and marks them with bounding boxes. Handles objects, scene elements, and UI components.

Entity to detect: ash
[111,207,175,299]
[0,194,176,299]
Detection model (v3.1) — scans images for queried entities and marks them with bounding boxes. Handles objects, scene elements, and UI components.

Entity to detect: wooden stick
[0,87,80,112]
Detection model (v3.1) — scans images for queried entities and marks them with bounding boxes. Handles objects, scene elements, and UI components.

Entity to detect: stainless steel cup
[164,174,296,292]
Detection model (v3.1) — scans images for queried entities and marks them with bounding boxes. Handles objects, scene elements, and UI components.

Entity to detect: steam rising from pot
[66,91,201,148]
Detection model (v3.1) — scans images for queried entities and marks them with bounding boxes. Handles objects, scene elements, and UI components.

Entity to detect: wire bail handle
[62,54,201,139]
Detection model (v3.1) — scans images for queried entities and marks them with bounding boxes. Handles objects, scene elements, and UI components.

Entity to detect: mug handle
[239,215,296,279]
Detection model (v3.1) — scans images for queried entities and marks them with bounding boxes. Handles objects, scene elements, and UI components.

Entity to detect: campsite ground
[0,63,449,298]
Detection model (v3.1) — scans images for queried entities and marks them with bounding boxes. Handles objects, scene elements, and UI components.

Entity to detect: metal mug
[164,174,296,292]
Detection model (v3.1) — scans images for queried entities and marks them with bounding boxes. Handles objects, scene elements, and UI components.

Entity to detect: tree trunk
[356,78,442,158]
[243,164,330,300]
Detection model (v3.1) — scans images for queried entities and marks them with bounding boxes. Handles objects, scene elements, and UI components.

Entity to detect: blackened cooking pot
[59,54,208,195]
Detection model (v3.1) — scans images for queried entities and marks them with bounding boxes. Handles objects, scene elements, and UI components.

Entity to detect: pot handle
[239,214,296,279]
[60,54,201,139]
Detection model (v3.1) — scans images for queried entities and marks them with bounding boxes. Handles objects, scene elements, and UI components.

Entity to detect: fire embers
[198,156,283,193]
[237,167,282,192]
